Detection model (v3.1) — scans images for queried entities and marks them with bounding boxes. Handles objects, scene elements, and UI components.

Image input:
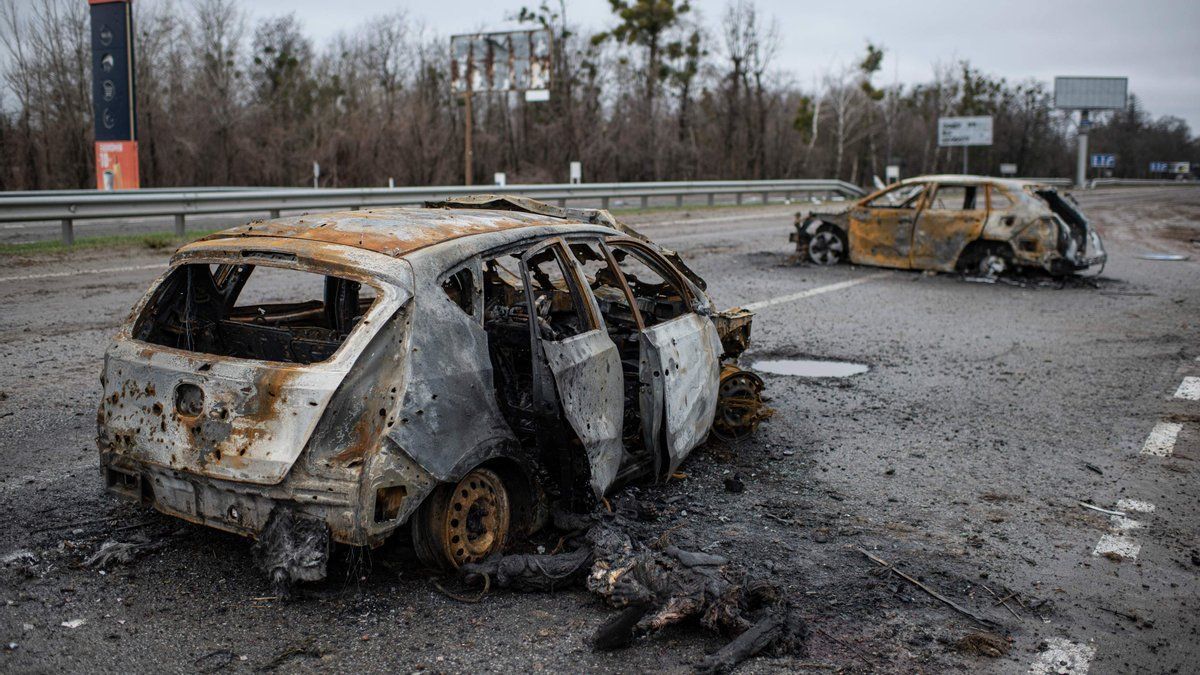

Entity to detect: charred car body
[97,196,764,585]
[791,175,1106,276]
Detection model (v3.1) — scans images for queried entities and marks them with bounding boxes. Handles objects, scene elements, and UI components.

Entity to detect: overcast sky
[240,0,1200,131]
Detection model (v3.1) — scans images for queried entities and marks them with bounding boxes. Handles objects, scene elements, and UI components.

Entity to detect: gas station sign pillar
[89,0,139,190]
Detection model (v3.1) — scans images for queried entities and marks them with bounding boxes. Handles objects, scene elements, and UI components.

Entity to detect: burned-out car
[791,175,1106,276]
[97,196,764,585]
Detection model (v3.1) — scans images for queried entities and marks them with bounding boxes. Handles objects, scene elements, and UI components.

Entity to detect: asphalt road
[0,188,1198,673]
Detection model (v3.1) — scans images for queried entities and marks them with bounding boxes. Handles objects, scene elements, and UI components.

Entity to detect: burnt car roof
[191,205,593,259]
[895,174,1053,190]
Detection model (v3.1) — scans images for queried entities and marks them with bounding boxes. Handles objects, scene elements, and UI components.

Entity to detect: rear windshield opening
[133,263,378,364]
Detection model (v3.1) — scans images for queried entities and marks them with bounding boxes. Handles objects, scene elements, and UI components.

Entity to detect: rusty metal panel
[98,254,410,487]
[847,205,917,269]
[382,254,516,483]
[542,329,624,496]
[909,183,988,270]
[640,313,721,474]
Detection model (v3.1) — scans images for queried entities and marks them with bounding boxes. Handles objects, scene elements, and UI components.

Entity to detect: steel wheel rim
[809,231,844,265]
[442,468,509,567]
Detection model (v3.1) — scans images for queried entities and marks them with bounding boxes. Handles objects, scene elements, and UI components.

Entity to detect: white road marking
[1115,498,1155,513]
[1093,534,1141,559]
[1091,499,1154,560]
[1174,376,1200,400]
[1029,637,1095,674]
[1140,421,1182,457]
[643,212,788,229]
[0,263,166,283]
[741,272,890,312]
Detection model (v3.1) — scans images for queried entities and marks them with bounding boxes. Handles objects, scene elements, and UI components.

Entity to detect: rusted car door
[847,182,930,269]
[606,240,722,476]
[910,183,988,271]
[519,239,625,497]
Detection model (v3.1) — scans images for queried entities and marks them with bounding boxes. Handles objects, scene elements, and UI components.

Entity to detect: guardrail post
[601,197,610,210]
[269,209,280,219]
[735,192,742,205]
[174,214,186,237]
[640,195,648,209]
[675,194,683,208]
[707,193,714,207]
[557,198,566,207]
[761,192,769,204]
[61,219,74,246]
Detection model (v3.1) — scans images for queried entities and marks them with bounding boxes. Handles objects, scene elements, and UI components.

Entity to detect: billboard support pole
[962,146,968,174]
[1075,110,1090,188]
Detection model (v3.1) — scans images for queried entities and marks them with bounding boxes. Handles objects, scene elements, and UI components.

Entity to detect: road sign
[999,163,1018,176]
[885,165,900,182]
[1171,162,1191,174]
[1054,77,1128,110]
[1090,154,1116,169]
[1149,161,1169,173]
[937,116,993,147]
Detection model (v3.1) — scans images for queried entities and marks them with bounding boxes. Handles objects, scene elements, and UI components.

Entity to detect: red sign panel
[95,141,140,190]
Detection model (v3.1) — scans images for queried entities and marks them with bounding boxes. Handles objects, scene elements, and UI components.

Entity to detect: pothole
[749,358,868,378]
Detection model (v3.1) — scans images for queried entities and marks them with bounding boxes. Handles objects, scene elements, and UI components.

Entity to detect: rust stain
[190,207,550,260]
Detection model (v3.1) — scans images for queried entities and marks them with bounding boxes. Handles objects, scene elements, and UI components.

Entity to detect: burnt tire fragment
[252,509,330,599]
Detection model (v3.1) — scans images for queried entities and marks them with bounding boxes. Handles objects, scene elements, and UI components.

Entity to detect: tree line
[1,0,1195,191]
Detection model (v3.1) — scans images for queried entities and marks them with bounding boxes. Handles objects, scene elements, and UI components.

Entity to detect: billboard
[450,28,551,95]
[89,0,138,189]
[1090,154,1116,169]
[1054,77,1127,110]
[938,116,993,147]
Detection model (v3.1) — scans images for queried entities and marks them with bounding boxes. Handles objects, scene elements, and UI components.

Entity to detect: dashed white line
[0,263,167,283]
[1116,498,1155,514]
[1140,422,1182,457]
[741,272,891,312]
[1092,499,1154,560]
[1174,376,1200,400]
[1029,637,1095,674]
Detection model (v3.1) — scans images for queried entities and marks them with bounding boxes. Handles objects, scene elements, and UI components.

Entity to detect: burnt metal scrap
[791,175,1107,277]
[95,195,768,590]
[458,498,807,673]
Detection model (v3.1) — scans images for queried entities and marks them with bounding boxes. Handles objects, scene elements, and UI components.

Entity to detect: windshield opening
[132,262,378,365]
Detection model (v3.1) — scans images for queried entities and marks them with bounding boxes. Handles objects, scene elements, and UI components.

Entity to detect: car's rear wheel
[412,467,511,570]
[807,225,847,266]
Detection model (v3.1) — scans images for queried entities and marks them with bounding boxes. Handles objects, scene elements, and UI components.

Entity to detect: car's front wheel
[412,467,511,570]
[806,225,848,266]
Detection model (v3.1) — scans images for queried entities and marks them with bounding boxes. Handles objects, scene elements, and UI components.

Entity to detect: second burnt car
[791,175,1106,276]
[96,195,764,586]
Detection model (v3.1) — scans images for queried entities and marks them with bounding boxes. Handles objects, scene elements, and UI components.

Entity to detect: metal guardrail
[0,179,866,245]
[1088,178,1200,188]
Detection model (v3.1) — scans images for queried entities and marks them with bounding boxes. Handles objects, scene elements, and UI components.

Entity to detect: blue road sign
[1090,154,1116,169]
[1149,161,1169,173]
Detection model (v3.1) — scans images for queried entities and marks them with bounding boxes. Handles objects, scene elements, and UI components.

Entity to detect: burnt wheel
[711,366,768,441]
[412,467,511,570]
[806,225,847,266]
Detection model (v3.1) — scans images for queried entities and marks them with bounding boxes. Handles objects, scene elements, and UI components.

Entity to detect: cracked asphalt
[1,187,1198,673]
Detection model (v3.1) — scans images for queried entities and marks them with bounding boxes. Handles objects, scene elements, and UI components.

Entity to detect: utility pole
[463,87,474,186]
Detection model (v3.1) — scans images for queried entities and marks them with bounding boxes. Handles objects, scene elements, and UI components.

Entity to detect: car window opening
[133,263,375,365]
[442,267,476,316]
[606,244,689,327]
